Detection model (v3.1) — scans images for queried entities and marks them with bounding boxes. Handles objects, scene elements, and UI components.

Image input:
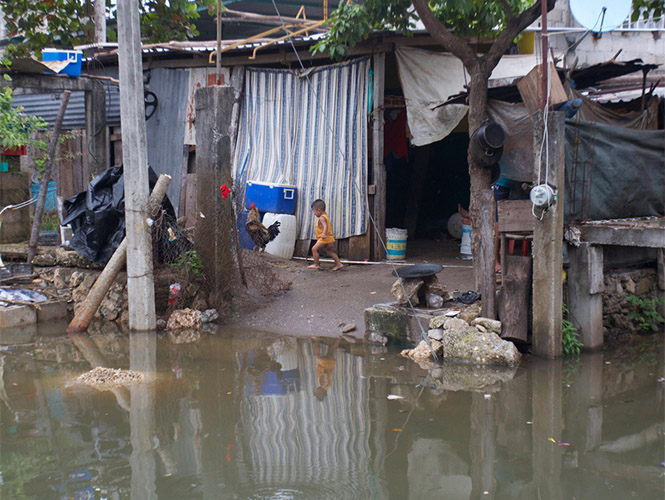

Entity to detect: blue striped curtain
[233,58,370,240]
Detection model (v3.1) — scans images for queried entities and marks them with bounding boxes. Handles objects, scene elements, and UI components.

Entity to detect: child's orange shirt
[315,213,335,244]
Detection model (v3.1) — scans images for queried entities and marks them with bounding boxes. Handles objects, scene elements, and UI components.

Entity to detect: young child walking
[308,199,343,271]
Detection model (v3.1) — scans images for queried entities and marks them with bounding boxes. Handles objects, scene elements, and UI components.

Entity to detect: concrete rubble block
[391,278,423,306]
[167,308,202,330]
[428,328,444,341]
[36,300,69,322]
[0,305,37,328]
[471,317,502,334]
[442,328,521,366]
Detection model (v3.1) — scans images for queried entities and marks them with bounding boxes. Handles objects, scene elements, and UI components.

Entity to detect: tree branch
[412,0,477,69]
[496,0,515,20]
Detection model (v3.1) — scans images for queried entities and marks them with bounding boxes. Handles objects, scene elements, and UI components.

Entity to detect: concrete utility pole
[94,0,107,44]
[117,0,156,331]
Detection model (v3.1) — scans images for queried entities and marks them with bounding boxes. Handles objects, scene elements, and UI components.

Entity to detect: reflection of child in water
[312,336,341,401]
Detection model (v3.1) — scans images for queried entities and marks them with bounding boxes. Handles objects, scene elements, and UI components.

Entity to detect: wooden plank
[517,62,567,116]
[111,127,123,165]
[371,51,386,262]
[181,173,197,230]
[337,238,349,259]
[348,231,370,261]
[498,255,531,343]
[497,200,535,233]
[479,190,496,319]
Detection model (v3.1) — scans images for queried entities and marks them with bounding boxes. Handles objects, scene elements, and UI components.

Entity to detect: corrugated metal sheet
[145,67,190,216]
[12,83,121,130]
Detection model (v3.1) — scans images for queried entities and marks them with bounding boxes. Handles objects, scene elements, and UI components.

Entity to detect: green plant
[32,129,81,180]
[0,87,47,150]
[562,303,583,356]
[625,294,665,333]
[171,249,203,278]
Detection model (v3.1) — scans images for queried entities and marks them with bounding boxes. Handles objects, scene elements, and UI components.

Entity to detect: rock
[471,317,502,334]
[200,308,219,323]
[32,253,56,266]
[341,323,357,333]
[624,278,636,294]
[364,305,408,344]
[444,317,472,332]
[428,328,444,341]
[442,328,521,366]
[429,315,448,329]
[401,340,433,361]
[367,332,388,345]
[391,278,423,306]
[476,325,488,333]
[69,271,85,288]
[635,277,652,295]
[156,318,167,330]
[422,275,451,301]
[167,308,202,330]
[99,282,126,321]
[459,306,481,324]
[53,268,74,289]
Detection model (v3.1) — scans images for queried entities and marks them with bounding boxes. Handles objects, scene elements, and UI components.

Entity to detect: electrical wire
[266,0,438,358]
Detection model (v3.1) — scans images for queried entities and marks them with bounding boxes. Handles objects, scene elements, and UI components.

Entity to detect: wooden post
[66,175,171,333]
[371,51,386,261]
[479,189,496,318]
[117,0,155,331]
[27,90,71,264]
[532,111,565,358]
[568,242,604,349]
[85,87,108,177]
[195,86,236,308]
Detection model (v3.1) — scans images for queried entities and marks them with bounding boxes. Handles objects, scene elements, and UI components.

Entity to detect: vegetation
[625,294,665,333]
[0,0,217,58]
[562,303,583,356]
[0,87,47,151]
[171,249,203,279]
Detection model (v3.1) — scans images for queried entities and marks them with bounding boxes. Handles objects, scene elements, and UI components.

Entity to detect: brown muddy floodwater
[0,322,663,500]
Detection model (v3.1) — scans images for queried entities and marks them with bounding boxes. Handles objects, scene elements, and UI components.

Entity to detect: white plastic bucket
[263,212,297,259]
[460,224,472,259]
[386,228,407,260]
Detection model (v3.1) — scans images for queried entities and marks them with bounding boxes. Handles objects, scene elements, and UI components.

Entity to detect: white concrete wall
[531,0,665,70]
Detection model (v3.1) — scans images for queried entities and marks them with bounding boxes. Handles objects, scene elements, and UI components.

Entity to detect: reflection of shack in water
[237,338,379,495]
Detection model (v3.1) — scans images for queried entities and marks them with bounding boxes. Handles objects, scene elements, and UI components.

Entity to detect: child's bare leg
[327,244,344,271]
[308,242,323,269]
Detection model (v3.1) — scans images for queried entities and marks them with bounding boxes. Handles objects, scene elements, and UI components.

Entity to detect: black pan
[392,263,443,278]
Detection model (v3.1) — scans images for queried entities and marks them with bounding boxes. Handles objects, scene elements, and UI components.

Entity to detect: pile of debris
[401,314,521,368]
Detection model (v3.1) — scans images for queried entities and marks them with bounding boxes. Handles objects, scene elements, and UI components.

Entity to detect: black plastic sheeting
[565,120,665,222]
[62,165,192,265]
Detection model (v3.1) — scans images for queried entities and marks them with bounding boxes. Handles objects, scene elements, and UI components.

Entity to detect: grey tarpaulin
[565,119,665,222]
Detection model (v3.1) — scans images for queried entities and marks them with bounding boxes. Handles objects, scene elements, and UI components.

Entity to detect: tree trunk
[466,70,493,290]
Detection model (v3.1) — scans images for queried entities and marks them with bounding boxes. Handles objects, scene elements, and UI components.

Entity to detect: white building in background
[534,0,665,71]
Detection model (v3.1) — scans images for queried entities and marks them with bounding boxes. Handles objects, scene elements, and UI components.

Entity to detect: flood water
[0,324,663,500]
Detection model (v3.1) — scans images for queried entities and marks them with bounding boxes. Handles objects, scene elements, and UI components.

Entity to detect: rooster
[245,203,281,252]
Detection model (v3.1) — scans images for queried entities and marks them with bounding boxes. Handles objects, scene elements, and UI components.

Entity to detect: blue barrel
[31,180,57,212]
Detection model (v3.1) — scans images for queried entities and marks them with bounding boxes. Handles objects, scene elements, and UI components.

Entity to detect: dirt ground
[226,237,475,338]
